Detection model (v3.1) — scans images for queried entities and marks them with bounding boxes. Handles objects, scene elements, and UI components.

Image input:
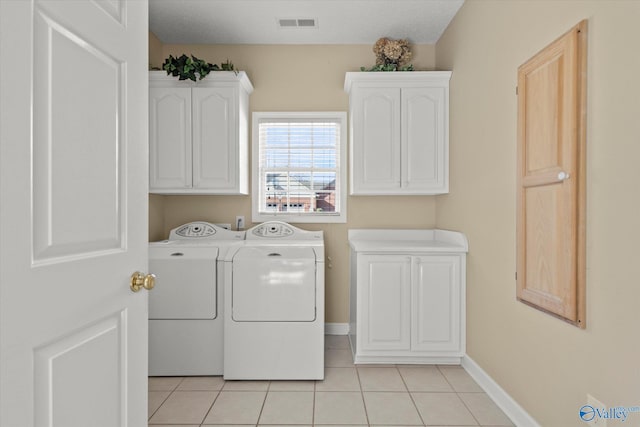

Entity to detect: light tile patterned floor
[148,336,513,426]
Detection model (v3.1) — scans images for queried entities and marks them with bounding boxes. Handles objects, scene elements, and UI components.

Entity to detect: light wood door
[516,21,587,327]
[358,255,411,351]
[0,1,149,425]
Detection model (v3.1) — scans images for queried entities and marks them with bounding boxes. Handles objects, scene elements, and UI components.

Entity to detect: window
[252,112,347,223]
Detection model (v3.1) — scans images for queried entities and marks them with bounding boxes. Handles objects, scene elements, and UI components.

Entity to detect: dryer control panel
[175,222,217,238]
[251,222,294,238]
[166,222,245,241]
[246,221,323,241]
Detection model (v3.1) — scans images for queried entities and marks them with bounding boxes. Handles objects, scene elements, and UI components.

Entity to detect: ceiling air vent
[277,18,318,29]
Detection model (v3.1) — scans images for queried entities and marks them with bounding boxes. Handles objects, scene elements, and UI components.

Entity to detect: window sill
[252,211,347,224]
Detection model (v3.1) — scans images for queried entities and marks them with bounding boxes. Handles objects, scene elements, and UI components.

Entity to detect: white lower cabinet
[359,255,412,352]
[411,255,462,353]
[349,229,468,364]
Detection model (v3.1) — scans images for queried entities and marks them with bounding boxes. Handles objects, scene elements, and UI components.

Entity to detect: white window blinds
[253,113,346,222]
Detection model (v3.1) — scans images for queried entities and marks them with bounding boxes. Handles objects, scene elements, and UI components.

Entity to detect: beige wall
[148,31,163,70]
[148,32,166,242]
[436,1,640,426]
[148,41,438,323]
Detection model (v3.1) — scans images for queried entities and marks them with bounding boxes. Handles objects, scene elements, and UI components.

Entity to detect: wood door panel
[524,54,562,174]
[517,21,587,327]
[523,184,576,318]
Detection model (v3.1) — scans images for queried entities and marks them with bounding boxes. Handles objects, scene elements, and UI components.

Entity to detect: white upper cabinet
[149,71,253,194]
[150,86,193,189]
[345,72,451,195]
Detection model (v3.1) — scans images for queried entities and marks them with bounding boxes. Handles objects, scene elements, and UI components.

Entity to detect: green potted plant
[162,54,236,81]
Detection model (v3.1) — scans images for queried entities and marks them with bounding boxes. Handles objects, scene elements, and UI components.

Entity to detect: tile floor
[148,336,514,426]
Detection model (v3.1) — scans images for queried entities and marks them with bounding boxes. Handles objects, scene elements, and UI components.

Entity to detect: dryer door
[149,246,218,319]
[232,246,316,321]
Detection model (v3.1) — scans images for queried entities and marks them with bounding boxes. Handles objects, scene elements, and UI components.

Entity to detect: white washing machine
[148,221,244,376]
[223,221,325,380]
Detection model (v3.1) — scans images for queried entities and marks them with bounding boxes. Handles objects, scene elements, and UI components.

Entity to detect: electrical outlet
[585,394,607,427]
[236,216,245,230]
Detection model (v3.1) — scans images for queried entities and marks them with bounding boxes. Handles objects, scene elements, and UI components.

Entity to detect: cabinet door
[351,87,401,194]
[358,255,411,351]
[402,87,448,193]
[412,256,461,353]
[149,87,192,190]
[192,87,238,191]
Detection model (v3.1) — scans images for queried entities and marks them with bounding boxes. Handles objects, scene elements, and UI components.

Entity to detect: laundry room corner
[147,38,440,327]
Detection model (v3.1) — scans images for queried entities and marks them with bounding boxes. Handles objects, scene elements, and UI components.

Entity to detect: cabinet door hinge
[516,86,519,95]
[515,272,518,280]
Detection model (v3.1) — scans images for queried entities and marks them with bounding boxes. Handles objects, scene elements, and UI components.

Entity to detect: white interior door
[0,1,149,426]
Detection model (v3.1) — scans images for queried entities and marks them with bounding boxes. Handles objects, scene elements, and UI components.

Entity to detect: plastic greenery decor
[162,55,236,81]
[361,63,415,72]
[361,37,414,72]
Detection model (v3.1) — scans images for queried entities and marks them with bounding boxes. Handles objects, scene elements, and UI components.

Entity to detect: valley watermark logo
[579,404,640,423]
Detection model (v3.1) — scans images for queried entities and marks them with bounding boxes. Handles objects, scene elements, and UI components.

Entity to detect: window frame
[251,111,347,224]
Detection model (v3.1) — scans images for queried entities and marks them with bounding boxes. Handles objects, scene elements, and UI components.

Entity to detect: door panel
[351,88,401,193]
[34,312,125,426]
[33,8,124,262]
[524,184,566,309]
[403,87,446,192]
[412,256,460,352]
[193,87,237,189]
[524,56,562,174]
[0,1,149,426]
[516,21,587,327]
[150,87,192,189]
[359,255,411,351]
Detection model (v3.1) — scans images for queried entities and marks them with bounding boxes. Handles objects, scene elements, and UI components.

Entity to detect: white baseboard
[462,355,540,427]
[325,323,349,335]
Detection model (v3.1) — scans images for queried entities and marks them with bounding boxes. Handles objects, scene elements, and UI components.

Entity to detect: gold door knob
[130,272,156,292]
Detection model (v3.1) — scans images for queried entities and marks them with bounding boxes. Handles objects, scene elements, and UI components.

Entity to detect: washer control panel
[174,222,217,238]
[251,222,294,238]
[246,221,323,241]
[165,222,245,241]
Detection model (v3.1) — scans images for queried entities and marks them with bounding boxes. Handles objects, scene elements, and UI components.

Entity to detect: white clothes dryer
[148,222,244,376]
[223,221,325,380]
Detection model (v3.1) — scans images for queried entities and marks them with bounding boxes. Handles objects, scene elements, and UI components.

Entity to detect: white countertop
[348,229,468,253]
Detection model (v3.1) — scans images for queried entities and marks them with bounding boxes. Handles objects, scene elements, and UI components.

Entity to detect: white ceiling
[149,0,465,45]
